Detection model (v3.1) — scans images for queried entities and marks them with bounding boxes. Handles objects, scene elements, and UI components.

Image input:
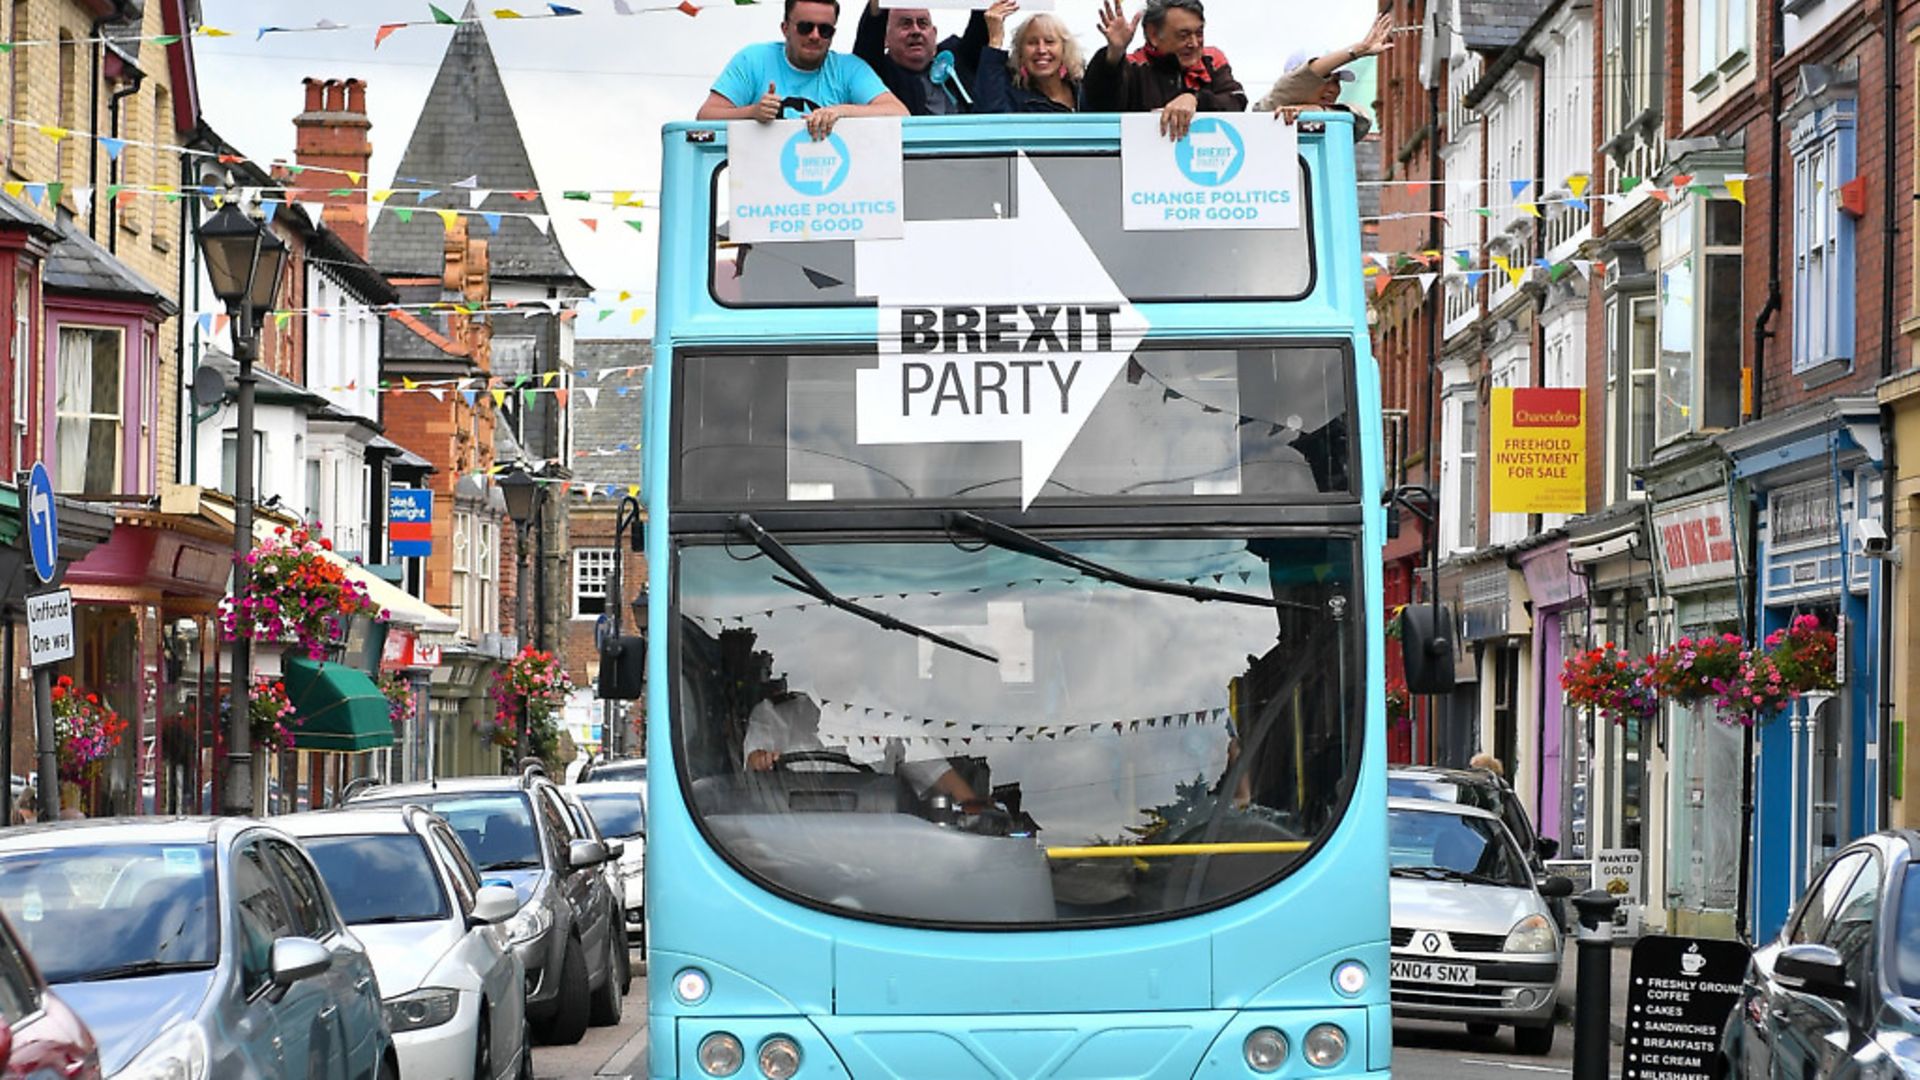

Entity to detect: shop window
[574,547,614,618]
[54,326,124,494]
[1790,99,1855,376]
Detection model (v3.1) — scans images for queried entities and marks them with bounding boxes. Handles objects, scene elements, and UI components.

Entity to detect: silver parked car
[1387,797,1574,1055]
[0,818,395,1079]
[280,806,531,1080]
[562,783,646,949]
[351,769,627,1045]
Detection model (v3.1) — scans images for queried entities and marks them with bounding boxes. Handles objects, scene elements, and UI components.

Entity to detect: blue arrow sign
[26,462,57,584]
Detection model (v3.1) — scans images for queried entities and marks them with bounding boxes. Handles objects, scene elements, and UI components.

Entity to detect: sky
[196,0,1382,337]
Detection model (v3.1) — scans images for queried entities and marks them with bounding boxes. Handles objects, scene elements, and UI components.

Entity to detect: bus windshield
[675,534,1360,926]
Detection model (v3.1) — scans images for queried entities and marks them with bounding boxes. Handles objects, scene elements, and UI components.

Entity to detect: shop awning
[320,551,460,638]
[284,657,396,753]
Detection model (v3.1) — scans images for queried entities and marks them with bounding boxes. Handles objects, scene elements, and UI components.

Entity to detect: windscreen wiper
[731,515,998,664]
[946,511,1316,612]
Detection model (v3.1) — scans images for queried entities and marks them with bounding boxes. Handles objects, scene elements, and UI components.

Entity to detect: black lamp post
[499,466,544,765]
[196,200,286,816]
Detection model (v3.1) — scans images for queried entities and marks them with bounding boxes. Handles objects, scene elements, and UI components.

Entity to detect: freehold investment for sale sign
[1489,388,1586,515]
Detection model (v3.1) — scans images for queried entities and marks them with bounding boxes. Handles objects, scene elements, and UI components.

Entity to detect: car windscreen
[575,793,646,839]
[377,793,543,873]
[677,534,1361,927]
[0,843,219,983]
[303,835,450,925]
[1895,865,1920,997]
[1388,808,1530,888]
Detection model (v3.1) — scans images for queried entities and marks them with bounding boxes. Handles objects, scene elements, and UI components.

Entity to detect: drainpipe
[1748,0,1786,422]
[85,13,114,241]
[105,73,141,253]
[1877,0,1900,829]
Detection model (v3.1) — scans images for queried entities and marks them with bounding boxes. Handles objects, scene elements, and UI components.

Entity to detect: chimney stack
[291,77,373,258]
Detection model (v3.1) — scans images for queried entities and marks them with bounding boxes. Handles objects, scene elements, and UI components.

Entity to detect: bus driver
[745,678,978,804]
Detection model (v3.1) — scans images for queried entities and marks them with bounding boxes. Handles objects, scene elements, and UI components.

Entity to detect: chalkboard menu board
[1623,936,1751,1080]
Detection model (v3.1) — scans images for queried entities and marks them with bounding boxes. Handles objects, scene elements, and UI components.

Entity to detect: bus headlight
[698,1033,743,1077]
[757,1036,801,1079]
[674,968,711,1005]
[1303,1024,1348,1067]
[1333,960,1368,996]
[1503,913,1558,954]
[1242,1027,1288,1072]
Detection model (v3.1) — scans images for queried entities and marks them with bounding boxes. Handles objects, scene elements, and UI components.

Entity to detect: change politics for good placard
[726,118,905,244]
[1120,113,1301,232]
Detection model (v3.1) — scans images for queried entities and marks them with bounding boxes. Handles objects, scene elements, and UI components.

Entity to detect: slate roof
[45,211,177,313]
[1458,0,1550,53]
[370,7,587,289]
[570,339,650,488]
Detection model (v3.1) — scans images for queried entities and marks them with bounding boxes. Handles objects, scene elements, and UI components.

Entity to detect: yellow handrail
[1043,841,1310,859]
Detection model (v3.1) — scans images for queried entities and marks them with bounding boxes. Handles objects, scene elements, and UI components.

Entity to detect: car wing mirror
[1536,875,1575,899]
[568,839,609,870]
[1535,837,1561,861]
[605,840,626,860]
[470,885,519,927]
[1775,943,1851,1003]
[268,937,334,1001]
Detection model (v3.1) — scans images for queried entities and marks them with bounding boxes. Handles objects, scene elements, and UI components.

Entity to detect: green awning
[283,658,397,753]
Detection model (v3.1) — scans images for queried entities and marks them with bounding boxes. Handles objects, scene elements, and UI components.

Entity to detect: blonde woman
[976,2,1084,113]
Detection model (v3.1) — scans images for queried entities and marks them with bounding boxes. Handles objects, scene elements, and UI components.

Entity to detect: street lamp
[500,466,545,765]
[196,200,286,816]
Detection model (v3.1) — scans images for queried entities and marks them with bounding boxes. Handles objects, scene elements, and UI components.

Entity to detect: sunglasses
[793,19,835,39]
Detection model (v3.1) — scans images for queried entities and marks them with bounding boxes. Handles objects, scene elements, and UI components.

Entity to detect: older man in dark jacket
[854,0,989,115]
[1083,0,1245,138]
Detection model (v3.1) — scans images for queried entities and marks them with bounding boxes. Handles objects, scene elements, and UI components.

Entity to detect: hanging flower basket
[52,676,127,785]
[219,526,385,660]
[249,678,300,754]
[1560,644,1656,726]
[1646,633,1747,706]
[1713,650,1798,726]
[376,671,416,731]
[1764,614,1838,694]
[1385,675,1411,728]
[486,649,574,762]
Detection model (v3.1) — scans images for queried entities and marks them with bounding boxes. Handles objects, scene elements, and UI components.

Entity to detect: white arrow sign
[853,153,1148,509]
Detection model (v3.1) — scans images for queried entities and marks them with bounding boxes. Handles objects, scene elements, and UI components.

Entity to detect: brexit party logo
[781,129,851,196]
[1174,118,1244,187]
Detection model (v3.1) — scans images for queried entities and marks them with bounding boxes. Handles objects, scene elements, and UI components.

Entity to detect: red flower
[86,693,98,705]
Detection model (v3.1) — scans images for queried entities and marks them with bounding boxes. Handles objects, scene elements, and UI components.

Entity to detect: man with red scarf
[1082,0,1246,139]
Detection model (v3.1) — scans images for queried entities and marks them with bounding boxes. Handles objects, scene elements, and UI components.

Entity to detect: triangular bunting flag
[1725,178,1747,204]
[1567,173,1590,198]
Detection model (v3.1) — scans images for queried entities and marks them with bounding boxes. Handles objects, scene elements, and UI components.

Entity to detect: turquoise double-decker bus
[643,113,1389,1079]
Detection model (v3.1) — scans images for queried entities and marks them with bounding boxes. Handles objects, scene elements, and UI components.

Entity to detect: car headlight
[1503,913,1559,954]
[505,903,553,945]
[117,1023,208,1080]
[384,988,462,1033]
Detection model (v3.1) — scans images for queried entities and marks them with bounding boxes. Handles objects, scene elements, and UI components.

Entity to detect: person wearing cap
[1084,0,1246,140]
[853,0,990,115]
[1256,11,1392,131]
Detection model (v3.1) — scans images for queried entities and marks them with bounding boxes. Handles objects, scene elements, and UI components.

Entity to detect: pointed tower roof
[371,9,588,289]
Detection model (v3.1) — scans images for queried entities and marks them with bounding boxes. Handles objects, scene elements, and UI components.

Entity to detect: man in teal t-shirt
[699,0,907,139]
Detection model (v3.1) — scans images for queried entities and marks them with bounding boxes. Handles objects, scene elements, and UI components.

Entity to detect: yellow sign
[1489,387,1586,514]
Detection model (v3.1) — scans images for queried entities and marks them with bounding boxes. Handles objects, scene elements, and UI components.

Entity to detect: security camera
[1854,518,1894,560]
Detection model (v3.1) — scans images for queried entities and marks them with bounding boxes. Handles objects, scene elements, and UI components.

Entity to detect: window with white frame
[1440,380,1479,555]
[1791,98,1855,375]
[1603,0,1659,139]
[1656,202,1698,445]
[1606,294,1658,503]
[1487,350,1529,547]
[11,268,26,471]
[221,431,264,496]
[54,326,123,494]
[478,519,499,636]
[574,547,615,618]
[1695,0,1749,80]
[451,511,474,638]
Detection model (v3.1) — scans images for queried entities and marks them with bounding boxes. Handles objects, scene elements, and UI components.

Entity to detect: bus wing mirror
[600,635,647,701]
[1400,604,1457,696]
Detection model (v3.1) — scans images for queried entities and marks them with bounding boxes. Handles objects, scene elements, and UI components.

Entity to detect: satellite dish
[191,364,227,408]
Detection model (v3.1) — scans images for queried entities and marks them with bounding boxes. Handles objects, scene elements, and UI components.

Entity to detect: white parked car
[281,806,531,1080]
[1386,797,1574,1056]
[563,782,647,949]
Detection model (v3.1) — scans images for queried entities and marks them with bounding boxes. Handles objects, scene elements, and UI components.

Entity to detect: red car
[0,909,99,1079]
